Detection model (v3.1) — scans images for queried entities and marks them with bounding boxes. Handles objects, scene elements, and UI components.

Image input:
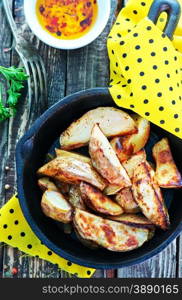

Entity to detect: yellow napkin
[107,0,182,139]
[0,195,95,278]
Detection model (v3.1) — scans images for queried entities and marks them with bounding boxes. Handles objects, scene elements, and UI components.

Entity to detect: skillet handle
[148,0,181,40]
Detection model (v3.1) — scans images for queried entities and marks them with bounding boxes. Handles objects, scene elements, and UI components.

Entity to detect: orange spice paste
[36,0,98,39]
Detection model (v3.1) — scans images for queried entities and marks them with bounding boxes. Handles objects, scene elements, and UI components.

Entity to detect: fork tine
[38,57,48,101]
[18,54,33,120]
[29,61,39,107]
[34,61,47,104]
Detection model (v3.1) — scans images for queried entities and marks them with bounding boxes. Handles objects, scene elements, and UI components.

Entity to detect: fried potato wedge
[132,161,170,230]
[80,182,123,216]
[38,177,59,192]
[152,138,182,188]
[75,229,99,250]
[111,115,150,162]
[104,184,122,196]
[69,185,86,210]
[122,149,146,178]
[89,124,131,188]
[37,155,106,190]
[41,190,73,223]
[109,214,155,229]
[74,209,150,252]
[60,107,137,150]
[115,188,140,213]
[55,149,90,163]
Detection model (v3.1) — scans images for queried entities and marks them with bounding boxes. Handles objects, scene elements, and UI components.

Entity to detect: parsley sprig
[0,66,28,121]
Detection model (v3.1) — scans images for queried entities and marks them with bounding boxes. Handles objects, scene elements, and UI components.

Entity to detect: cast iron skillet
[16,0,182,269]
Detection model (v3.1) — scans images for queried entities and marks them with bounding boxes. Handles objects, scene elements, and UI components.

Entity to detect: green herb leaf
[0,65,28,122]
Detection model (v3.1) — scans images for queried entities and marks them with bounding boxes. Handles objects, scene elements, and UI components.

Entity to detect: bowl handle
[148,0,181,39]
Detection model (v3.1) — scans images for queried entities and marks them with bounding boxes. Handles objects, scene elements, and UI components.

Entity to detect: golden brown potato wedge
[60,107,137,150]
[109,214,155,229]
[75,229,99,250]
[41,190,73,223]
[115,188,140,213]
[132,161,170,230]
[69,185,86,210]
[38,177,59,192]
[55,149,90,163]
[152,138,182,188]
[111,115,150,162]
[122,149,146,178]
[37,155,106,190]
[74,209,150,252]
[80,182,123,216]
[104,184,122,196]
[89,124,131,188]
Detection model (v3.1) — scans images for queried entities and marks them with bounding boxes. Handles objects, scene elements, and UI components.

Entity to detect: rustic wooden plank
[178,236,182,278]
[0,0,13,278]
[2,0,67,278]
[118,236,177,278]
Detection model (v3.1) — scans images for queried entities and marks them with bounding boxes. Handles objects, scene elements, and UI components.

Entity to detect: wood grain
[0,0,13,278]
[118,241,177,278]
[178,236,182,278]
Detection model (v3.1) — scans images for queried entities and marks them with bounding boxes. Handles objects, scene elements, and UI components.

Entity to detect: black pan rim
[16,87,182,270]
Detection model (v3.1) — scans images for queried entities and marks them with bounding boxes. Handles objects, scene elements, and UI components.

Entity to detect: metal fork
[2,0,47,116]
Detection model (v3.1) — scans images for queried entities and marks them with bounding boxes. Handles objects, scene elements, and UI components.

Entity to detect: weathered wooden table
[0,0,181,278]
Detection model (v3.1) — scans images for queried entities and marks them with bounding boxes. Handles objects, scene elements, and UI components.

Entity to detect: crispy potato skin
[60,107,137,150]
[152,138,182,188]
[122,149,146,178]
[41,190,73,223]
[132,162,170,230]
[37,156,106,190]
[74,209,150,252]
[69,185,86,210]
[89,124,131,188]
[115,188,140,213]
[80,182,123,216]
[109,214,155,229]
[111,115,150,162]
[38,177,59,192]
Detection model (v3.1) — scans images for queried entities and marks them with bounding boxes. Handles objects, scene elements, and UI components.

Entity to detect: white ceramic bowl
[24,0,111,50]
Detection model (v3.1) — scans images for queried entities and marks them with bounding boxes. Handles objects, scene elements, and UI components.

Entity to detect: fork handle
[3,0,18,41]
